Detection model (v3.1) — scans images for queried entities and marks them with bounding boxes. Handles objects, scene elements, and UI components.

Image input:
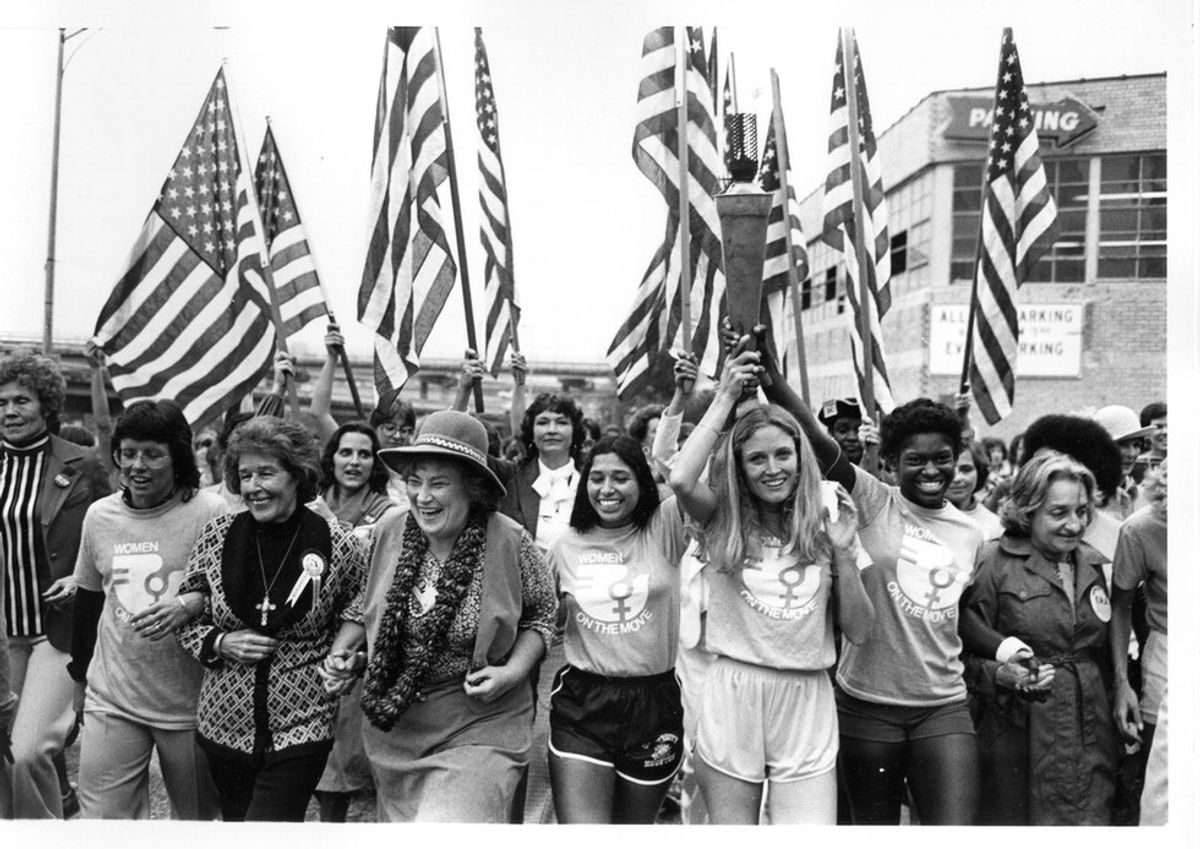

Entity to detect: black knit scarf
[360,512,486,731]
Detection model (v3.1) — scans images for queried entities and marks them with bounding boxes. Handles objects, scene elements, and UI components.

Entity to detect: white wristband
[995,636,1032,664]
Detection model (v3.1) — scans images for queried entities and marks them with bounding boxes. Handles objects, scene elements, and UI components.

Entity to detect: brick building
[790,72,1167,439]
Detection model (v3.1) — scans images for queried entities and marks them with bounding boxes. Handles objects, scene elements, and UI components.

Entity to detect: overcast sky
[0,0,1192,370]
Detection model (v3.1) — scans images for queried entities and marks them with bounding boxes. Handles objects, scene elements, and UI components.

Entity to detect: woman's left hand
[130,593,199,640]
[41,576,77,608]
[463,664,522,704]
[824,485,858,552]
[318,649,365,696]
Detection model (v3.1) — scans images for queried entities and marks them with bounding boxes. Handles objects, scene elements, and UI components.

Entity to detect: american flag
[721,61,735,176]
[358,27,457,399]
[968,29,1060,424]
[254,125,328,339]
[607,26,725,398]
[820,32,895,413]
[91,69,275,426]
[758,112,808,380]
[707,28,719,114]
[474,28,519,377]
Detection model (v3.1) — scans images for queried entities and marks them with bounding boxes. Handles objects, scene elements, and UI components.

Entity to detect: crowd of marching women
[0,328,1168,825]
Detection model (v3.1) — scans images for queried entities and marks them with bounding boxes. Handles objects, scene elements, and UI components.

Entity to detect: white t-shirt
[73,490,227,727]
[550,498,685,676]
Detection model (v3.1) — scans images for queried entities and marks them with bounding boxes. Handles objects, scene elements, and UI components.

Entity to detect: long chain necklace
[255,524,303,627]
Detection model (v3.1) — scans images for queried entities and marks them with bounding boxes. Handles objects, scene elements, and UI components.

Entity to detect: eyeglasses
[116,448,172,467]
[378,422,414,436]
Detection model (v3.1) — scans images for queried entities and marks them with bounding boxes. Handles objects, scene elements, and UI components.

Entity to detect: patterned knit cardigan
[177,511,366,762]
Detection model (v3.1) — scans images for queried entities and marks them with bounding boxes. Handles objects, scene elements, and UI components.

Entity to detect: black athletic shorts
[548,665,683,785]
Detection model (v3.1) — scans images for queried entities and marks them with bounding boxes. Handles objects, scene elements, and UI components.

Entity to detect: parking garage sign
[929,303,1084,377]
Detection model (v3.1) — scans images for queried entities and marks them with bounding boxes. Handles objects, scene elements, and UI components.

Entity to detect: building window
[824,266,837,302]
[801,277,812,310]
[1096,153,1166,279]
[952,159,1087,283]
[890,231,908,275]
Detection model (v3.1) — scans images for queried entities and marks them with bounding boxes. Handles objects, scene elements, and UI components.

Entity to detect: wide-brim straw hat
[377,410,506,497]
[1092,405,1155,444]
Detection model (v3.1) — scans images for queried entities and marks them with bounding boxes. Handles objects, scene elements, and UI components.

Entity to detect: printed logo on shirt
[886,523,969,623]
[739,547,822,620]
[570,549,653,636]
[110,541,180,623]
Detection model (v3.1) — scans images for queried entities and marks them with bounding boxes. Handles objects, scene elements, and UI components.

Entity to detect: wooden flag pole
[770,69,811,406]
[841,28,879,472]
[265,119,366,420]
[223,62,299,418]
[728,52,739,112]
[434,28,485,413]
[675,26,693,357]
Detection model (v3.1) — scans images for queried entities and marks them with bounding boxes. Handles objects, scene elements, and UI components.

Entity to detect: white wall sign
[928,303,1084,377]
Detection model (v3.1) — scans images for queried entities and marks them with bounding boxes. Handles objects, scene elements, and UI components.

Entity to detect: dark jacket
[39,435,112,651]
[496,459,540,538]
[959,534,1118,825]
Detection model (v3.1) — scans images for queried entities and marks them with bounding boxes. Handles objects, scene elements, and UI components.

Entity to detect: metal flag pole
[769,69,811,406]
[433,28,485,413]
[841,27,879,473]
[223,60,300,417]
[675,26,693,359]
[264,118,366,420]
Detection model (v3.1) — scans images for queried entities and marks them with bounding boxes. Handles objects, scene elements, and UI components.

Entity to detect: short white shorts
[694,656,837,783]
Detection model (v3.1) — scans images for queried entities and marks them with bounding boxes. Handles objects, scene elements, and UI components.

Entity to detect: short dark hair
[0,348,66,434]
[569,435,660,532]
[113,399,201,493]
[963,441,991,495]
[224,417,322,504]
[1140,401,1166,427]
[319,421,390,496]
[218,410,254,451]
[1021,414,1122,499]
[369,391,416,430]
[880,398,963,461]
[979,436,1007,462]
[519,392,585,462]
[627,404,665,445]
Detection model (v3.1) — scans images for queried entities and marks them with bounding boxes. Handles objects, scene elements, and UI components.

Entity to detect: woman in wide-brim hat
[325,410,557,822]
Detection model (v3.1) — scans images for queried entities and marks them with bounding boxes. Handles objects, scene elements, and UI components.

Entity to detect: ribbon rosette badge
[302,552,326,579]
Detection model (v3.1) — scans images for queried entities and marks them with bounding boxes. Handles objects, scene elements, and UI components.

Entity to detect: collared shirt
[532,459,576,554]
[1,434,50,636]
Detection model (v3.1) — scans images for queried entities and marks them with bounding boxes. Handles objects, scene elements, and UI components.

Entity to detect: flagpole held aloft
[224,61,300,417]
[433,28,485,413]
[675,26,693,359]
[841,27,879,473]
[769,69,811,407]
[262,117,365,420]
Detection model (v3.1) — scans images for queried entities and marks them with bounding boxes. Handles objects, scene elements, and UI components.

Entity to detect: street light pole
[43,27,87,354]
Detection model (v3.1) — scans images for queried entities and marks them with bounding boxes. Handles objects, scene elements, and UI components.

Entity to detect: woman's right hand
[994,649,1055,694]
[716,349,762,401]
[324,323,345,355]
[459,349,486,388]
[219,630,280,665]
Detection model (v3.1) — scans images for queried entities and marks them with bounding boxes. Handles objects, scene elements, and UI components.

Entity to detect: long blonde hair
[698,404,828,573]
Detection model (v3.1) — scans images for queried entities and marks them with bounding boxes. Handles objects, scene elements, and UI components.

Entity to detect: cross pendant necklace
[255,522,302,628]
[256,596,277,627]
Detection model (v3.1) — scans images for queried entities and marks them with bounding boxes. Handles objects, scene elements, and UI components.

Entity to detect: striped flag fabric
[91,69,276,427]
[607,26,726,398]
[358,27,457,399]
[474,28,519,377]
[820,32,895,413]
[758,112,808,379]
[254,125,327,339]
[968,29,1060,424]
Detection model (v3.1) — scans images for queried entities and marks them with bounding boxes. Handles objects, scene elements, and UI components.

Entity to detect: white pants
[1140,683,1168,825]
[0,637,76,819]
[78,711,217,819]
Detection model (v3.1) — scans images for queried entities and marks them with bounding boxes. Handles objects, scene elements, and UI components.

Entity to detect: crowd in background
[0,323,1169,824]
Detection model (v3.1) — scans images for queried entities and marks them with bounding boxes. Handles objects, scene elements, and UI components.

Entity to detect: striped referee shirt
[1,434,50,637]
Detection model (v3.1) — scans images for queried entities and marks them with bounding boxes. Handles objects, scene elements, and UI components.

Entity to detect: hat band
[413,434,486,466]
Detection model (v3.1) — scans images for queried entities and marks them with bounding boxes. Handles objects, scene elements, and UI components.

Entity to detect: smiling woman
[175,417,367,822]
[960,450,1118,824]
[353,410,557,822]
